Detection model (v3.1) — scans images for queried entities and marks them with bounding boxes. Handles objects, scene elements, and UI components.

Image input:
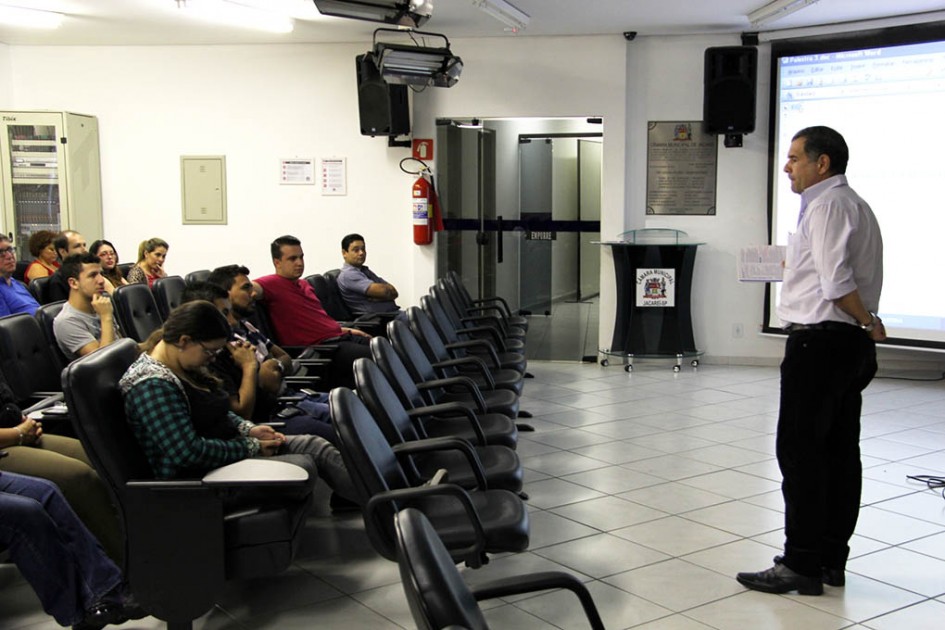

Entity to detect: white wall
[0,43,10,107]
[6,43,420,303]
[413,35,630,349]
[625,34,786,361]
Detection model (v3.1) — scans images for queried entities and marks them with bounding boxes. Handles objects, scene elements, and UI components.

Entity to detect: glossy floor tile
[4,360,945,629]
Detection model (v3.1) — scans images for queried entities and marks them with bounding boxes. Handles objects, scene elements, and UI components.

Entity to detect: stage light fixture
[372,29,462,88]
[313,0,432,28]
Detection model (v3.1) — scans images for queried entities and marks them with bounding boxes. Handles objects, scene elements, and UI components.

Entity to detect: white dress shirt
[777,174,883,327]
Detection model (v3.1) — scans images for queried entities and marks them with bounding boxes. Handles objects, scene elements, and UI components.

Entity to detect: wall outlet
[732,323,744,338]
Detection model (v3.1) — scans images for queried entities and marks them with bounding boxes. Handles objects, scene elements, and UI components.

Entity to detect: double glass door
[435,118,602,359]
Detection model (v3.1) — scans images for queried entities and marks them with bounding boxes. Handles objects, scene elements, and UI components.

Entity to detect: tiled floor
[4,360,945,629]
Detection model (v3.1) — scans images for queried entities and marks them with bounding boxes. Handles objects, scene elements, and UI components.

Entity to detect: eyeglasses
[0,247,16,257]
[197,341,223,357]
[97,250,117,258]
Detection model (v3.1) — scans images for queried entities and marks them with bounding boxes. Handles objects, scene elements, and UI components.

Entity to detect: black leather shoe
[736,563,823,595]
[72,603,129,630]
[773,554,845,587]
[823,567,845,587]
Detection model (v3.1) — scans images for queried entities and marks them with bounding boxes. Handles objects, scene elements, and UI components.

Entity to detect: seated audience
[254,235,371,389]
[24,230,60,283]
[0,471,143,629]
[0,235,40,316]
[187,277,335,442]
[46,230,90,303]
[126,237,168,288]
[90,239,128,288]
[53,253,121,361]
[119,301,356,503]
[337,233,405,320]
[0,372,122,562]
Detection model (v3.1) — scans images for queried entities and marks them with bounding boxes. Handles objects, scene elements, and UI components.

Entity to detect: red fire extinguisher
[412,175,433,245]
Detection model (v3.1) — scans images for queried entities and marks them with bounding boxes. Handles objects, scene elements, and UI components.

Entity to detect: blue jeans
[0,471,123,626]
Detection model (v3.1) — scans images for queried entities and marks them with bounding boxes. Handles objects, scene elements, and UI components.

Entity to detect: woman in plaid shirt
[119,300,356,503]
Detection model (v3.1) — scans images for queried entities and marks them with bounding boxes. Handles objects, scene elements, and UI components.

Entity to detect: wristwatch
[859,313,876,332]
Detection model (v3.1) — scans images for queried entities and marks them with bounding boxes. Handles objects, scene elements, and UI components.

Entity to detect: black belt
[785,321,862,334]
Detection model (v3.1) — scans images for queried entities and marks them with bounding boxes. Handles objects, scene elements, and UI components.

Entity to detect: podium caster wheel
[673,365,681,373]
[691,360,699,368]
[625,364,632,373]
[600,359,609,367]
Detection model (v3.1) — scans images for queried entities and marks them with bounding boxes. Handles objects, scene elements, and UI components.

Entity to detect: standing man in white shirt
[737,126,885,596]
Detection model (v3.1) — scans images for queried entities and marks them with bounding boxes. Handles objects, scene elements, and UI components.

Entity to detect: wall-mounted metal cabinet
[0,111,103,260]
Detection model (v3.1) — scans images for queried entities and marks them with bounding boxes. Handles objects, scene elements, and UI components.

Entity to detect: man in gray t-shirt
[53,253,121,362]
[336,233,404,318]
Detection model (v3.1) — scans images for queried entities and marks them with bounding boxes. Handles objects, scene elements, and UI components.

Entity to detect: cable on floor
[906,474,945,500]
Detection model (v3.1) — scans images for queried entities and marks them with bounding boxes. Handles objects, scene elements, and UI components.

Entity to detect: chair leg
[516,423,535,432]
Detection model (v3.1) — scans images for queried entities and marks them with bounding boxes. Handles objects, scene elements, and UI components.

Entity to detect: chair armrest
[445,340,502,367]
[407,403,487,446]
[417,376,487,411]
[22,393,65,415]
[282,375,322,387]
[470,571,604,630]
[201,459,310,486]
[365,484,487,563]
[432,356,496,389]
[468,295,513,317]
[455,326,508,351]
[392,437,487,490]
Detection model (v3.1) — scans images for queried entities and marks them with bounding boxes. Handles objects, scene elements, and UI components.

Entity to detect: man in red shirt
[254,235,371,389]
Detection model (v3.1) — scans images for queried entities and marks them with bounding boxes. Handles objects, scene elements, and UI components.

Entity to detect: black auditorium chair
[394,508,604,630]
[406,306,524,396]
[35,300,69,370]
[353,358,523,494]
[370,337,518,449]
[184,269,211,284]
[329,387,528,568]
[14,260,30,282]
[431,284,524,353]
[29,274,53,305]
[63,339,314,630]
[117,262,134,280]
[438,277,526,343]
[387,320,521,420]
[153,275,186,320]
[446,270,529,333]
[112,283,163,342]
[307,271,391,335]
[421,293,528,376]
[0,313,69,432]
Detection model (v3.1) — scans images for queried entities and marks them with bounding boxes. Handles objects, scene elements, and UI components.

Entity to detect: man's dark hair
[271,235,301,260]
[208,264,250,292]
[341,233,365,251]
[180,281,228,305]
[53,231,71,259]
[60,252,102,282]
[793,126,849,175]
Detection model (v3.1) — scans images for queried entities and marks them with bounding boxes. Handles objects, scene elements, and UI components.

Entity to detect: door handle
[496,216,504,264]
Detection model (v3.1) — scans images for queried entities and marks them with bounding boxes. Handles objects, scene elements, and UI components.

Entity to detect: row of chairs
[43,270,599,629]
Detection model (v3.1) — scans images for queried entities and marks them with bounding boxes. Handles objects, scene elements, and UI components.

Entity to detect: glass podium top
[595,228,704,246]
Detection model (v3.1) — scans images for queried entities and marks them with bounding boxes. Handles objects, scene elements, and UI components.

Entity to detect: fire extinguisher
[412,174,433,245]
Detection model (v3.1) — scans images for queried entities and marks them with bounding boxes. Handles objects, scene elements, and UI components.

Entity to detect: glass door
[2,114,63,261]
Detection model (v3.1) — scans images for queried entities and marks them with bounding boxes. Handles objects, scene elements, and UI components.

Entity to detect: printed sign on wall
[635,268,676,307]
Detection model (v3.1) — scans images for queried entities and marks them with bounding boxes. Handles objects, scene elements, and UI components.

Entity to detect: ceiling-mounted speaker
[704,46,757,134]
[356,53,410,137]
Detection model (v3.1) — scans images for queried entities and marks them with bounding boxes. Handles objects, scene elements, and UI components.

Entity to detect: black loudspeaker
[356,53,410,137]
[703,46,757,134]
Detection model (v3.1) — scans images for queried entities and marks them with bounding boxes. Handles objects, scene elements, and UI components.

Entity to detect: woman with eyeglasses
[119,301,356,504]
[126,237,168,288]
[24,230,60,284]
[90,239,128,288]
